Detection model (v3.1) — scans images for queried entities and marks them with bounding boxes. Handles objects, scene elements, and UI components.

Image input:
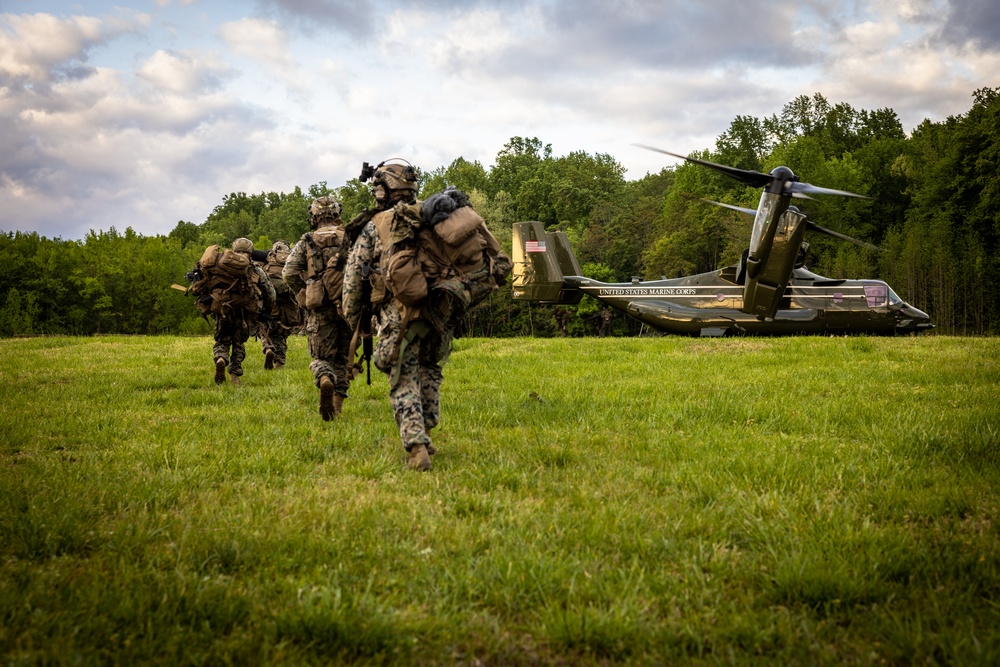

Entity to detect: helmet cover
[310,196,342,219]
[232,237,254,253]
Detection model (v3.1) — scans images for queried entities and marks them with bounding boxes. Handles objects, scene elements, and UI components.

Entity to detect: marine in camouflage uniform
[212,237,275,385]
[343,160,449,471]
[257,240,302,369]
[283,197,353,420]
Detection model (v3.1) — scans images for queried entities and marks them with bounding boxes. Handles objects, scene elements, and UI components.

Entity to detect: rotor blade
[806,221,881,251]
[633,143,773,188]
[790,182,872,199]
[700,199,757,217]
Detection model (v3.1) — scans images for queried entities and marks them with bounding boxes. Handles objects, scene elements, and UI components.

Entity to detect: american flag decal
[525,240,547,252]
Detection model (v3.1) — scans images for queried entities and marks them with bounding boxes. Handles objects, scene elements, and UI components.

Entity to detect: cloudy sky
[2,0,998,241]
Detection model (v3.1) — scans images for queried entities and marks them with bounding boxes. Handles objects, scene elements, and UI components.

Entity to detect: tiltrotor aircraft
[512,147,932,336]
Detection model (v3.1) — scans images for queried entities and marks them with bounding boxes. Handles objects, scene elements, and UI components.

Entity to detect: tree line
[2,88,998,337]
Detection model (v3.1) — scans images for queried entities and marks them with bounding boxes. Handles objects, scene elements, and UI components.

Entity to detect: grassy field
[1,333,998,665]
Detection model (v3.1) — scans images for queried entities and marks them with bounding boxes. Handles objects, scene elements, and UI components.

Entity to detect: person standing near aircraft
[344,159,508,470]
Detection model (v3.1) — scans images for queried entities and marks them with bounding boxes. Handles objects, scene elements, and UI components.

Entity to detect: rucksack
[376,189,512,331]
[264,246,289,280]
[302,225,347,310]
[189,244,262,316]
[263,245,291,296]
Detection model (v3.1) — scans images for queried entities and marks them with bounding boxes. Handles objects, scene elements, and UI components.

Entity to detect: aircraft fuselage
[564,267,932,336]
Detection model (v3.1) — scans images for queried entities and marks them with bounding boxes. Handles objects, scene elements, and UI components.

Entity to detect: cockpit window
[887,287,903,306]
[864,284,888,308]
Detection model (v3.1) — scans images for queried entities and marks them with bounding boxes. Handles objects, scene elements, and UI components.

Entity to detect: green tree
[168,221,200,248]
[336,180,376,223]
[0,288,39,336]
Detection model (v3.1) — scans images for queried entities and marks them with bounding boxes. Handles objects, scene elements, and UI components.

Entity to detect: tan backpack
[190,244,261,316]
[374,196,511,331]
[303,226,347,310]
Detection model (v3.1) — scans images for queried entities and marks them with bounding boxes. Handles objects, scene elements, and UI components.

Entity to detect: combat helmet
[368,159,418,207]
[270,240,291,264]
[232,237,254,254]
[309,196,342,229]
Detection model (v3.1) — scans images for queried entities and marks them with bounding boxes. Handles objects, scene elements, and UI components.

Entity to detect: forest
[1,88,997,337]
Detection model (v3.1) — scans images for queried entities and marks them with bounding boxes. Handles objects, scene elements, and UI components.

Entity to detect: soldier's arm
[343,223,375,330]
[255,265,276,313]
[282,241,308,295]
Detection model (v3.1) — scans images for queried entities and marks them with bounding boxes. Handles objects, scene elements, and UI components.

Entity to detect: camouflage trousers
[262,293,302,365]
[306,307,353,397]
[213,311,251,377]
[374,307,453,452]
[260,320,291,366]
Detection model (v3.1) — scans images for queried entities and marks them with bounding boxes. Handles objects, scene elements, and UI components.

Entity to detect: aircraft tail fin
[511,221,583,304]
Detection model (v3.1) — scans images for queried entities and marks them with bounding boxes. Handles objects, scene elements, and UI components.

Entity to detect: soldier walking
[257,240,302,369]
[342,161,446,471]
[283,197,353,420]
[188,237,274,385]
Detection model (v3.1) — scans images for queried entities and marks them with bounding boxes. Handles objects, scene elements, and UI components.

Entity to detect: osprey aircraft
[511,148,932,336]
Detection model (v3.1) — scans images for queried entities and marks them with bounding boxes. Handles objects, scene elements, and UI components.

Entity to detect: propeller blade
[790,182,872,199]
[633,144,773,188]
[705,198,881,250]
[700,199,757,217]
[806,221,881,251]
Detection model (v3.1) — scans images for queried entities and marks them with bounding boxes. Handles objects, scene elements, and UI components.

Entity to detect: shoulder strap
[304,233,320,280]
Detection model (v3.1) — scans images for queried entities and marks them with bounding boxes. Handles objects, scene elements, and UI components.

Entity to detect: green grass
[1,334,998,665]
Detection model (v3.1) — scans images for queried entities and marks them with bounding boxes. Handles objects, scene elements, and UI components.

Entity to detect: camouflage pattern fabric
[387,318,452,451]
[305,308,352,396]
[342,220,382,333]
[286,220,352,395]
[253,264,277,316]
[283,229,312,297]
[260,319,290,366]
[211,264,274,377]
[260,287,302,366]
[345,217,454,452]
[212,311,250,377]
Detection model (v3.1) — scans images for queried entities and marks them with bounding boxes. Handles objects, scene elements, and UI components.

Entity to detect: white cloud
[1,1,996,240]
[0,13,106,81]
[218,17,307,94]
[137,49,231,95]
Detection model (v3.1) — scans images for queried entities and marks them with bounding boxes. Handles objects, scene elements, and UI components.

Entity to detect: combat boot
[264,350,274,370]
[425,442,437,456]
[319,375,335,421]
[333,395,345,417]
[407,444,432,471]
[230,373,241,385]
[214,357,227,385]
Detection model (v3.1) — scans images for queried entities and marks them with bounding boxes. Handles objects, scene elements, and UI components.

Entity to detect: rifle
[359,260,374,385]
[348,260,375,385]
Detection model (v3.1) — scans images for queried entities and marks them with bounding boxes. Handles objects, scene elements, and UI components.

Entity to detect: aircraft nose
[896,303,933,332]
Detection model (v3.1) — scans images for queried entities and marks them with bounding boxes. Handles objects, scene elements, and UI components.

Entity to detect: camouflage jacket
[343,219,384,332]
[253,264,277,314]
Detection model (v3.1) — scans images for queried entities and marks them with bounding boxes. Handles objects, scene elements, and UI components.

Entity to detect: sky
[1,0,998,241]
